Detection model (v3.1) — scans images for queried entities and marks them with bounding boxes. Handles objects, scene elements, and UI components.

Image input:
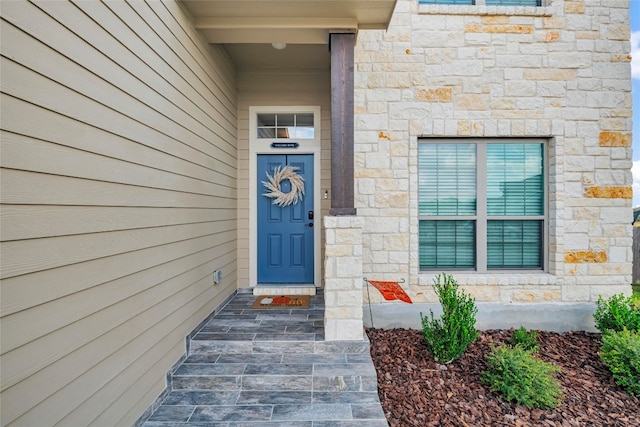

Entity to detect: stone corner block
[324,215,364,229]
[324,318,365,341]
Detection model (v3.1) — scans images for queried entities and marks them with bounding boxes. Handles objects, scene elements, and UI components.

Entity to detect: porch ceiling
[181,0,397,44]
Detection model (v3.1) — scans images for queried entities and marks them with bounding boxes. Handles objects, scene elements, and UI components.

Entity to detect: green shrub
[600,328,640,397]
[482,345,562,409]
[632,292,640,307]
[508,326,540,353]
[420,273,479,364]
[593,293,640,332]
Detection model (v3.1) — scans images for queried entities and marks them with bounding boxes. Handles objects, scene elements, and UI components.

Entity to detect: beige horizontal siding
[1,95,236,181]
[1,230,231,317]
[0,205,235,242]
[1,245,236,392]
[1,233,236,352]
[1,169,228,208]
[0,0,237,425]
[1,130,236,202]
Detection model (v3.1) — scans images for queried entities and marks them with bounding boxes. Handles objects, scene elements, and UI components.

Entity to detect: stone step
[189,339,372,356]
[170,373,380,393]
[171,367,379,393]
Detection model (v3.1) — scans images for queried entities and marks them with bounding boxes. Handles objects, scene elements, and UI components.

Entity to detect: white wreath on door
[262,165,305,207]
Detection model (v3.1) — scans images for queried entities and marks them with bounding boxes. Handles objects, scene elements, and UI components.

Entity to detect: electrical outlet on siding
[213,270,222,285]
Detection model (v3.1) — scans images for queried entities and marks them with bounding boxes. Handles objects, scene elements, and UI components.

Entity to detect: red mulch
[366,328,640,427]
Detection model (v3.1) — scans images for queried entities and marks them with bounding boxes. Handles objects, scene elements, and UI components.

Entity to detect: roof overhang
[181,0,398,44]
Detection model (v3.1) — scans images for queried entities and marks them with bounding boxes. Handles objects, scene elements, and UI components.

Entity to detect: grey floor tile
[260,320,316,329]
[350,403,387,419]
[345,353,375,363]
[163,391,240,406]
[271,404,352,421]
[285,325,324,334]
[216,353,283,364]
[195,325,231,333]
[312,421,389,427]
[223,300,255,306]
[312,392,381,404]
[228,423,312,427]
[190,341,253,354]
[203,314,259,320]
[213,310,250,316]
[313,342,370,354]
[229,326,286,334]
[236,391,312,405]
[146,405,195,422]
[194,333,257,341]
[215,303,248,308]
[241,375,313,391]
[281,354,346,364]
[247,309,294,315]
[256,313,310,321]
[253,342,315,353]
[143,422,197,427]
[255,333,316,341]
[172,375,242,391]
[203,319,263,327]
[244,363,313,375]
[189,405,273,422]
[184,353,221,363]
[313,363,376,376]
[174,363,246,376]
[312,376,378,392]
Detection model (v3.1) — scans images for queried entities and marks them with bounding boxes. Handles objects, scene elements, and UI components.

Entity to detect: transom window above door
[257,113,315,139]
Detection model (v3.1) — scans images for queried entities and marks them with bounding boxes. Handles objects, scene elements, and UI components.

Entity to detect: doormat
[251,295,310,309]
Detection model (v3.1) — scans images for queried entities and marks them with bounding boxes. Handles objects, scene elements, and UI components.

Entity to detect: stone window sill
[418,272,557,286]
[418,5,553,16]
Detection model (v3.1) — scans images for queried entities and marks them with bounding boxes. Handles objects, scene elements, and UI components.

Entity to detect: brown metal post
[329,32,357,216]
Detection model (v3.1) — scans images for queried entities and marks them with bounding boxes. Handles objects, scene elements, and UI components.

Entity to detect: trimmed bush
[508,326,540,353]
[482,345,562,409]
[420,273,479,364]
[632,291,640,307]
[600,328,640,397]
[593,293,640,333]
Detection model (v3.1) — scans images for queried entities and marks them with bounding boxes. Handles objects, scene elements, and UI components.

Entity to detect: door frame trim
[249,106,322,287]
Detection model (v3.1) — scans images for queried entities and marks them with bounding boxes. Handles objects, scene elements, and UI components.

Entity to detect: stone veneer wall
[324,216,365,340]
[354,0,633,305]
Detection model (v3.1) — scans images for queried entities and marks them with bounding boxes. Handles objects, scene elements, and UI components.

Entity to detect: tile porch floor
[141,290,389,426]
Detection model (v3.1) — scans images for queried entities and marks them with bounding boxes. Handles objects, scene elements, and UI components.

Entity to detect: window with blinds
[418,139,546,271]
[419,0,474,4]
[418,0,541,5]
[485,0,540,5]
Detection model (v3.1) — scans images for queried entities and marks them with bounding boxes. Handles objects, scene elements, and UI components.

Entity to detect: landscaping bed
[366,328,640,426]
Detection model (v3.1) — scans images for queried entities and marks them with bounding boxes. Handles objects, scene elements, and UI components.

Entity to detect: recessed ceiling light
[271,42,286,50]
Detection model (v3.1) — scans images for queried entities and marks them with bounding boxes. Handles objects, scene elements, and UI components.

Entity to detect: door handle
[308,223,314,228]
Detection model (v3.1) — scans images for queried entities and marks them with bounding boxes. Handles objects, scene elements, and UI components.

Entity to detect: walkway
[140,290,388,426]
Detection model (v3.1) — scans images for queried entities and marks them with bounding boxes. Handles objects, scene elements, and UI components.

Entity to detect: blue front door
[257,154,314,283]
